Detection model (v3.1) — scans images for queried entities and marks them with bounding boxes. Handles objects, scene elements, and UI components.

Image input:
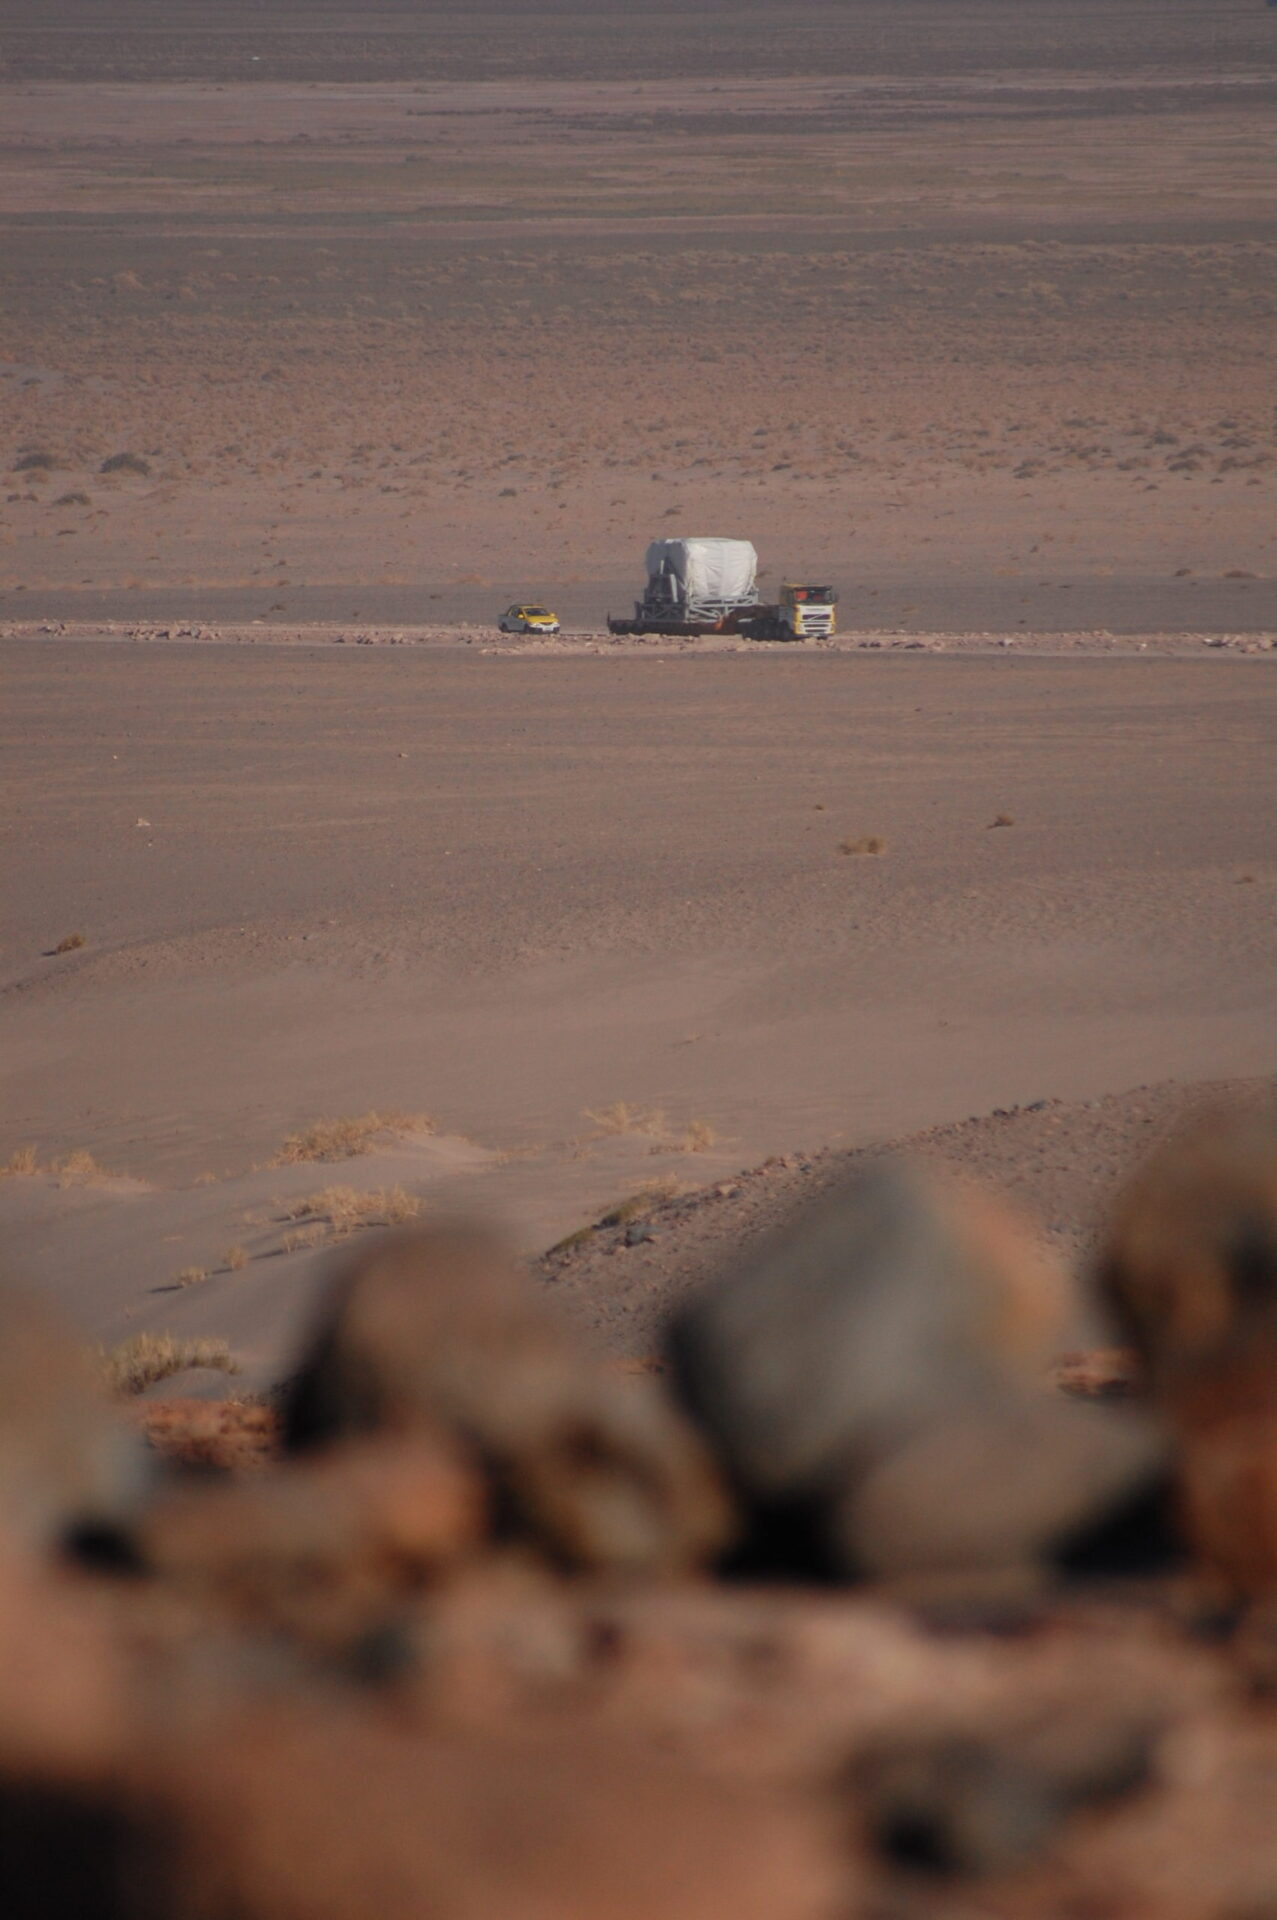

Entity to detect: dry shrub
[270,1110,433,1166]
[284,1185,422,1240]
[13,451,57,473]
[597,1176,684,1229]
[281,1225,328,1254]
[100,1333,238,1396]
[545,1223,595,1256]
[53,932,86,953]
[1,1145,39,1177]
[100,451,150,476]
[586,1105,716,1155]
[987,813,1016,829]
[223,1245,249,1272]
[584,1102,668,1139]
[174,1267,208,1289]
[55,1149,111,1188]
[52,491,90,508]
[838,836,886,857]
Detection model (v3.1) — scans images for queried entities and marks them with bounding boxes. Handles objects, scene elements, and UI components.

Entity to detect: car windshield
[523,607,551,618]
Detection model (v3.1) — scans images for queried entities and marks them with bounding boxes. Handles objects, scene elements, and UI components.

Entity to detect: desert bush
[100,451,150,476]
[585,1102,668,1139]
[839,837,886,857]
[271,1110,433,1165]
[53,932,86,953]
[280,1225,328,1254]
[0,1145,39,1177]
[52,491,90,508]
[54,1149,111,1187]
[546,1224,596,1256]
[284,1185,422,1238]
[12,451,57,472]
[597,1177,683,1229]
[100,1333,238,1396]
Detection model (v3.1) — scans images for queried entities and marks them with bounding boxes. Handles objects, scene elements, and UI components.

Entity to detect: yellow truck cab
[779,583,836,639]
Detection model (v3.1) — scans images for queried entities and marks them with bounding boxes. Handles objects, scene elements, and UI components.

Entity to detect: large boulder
[1098,1101,1277,1598]
[666,1162,1162,1590]
[282,1226,733,1576]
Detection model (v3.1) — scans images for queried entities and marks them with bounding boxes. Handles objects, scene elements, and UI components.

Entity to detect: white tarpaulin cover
[644,537,758,608]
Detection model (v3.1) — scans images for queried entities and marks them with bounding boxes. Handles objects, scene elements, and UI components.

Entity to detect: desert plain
[1,0,1276,1386]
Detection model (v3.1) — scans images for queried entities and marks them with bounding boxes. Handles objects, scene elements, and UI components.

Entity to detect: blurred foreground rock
[140,1433,485,1652]
[1100,1102,1277,1599]
[666,1164,1162,1592]
[136,1708,838,1920]
[0,1281,152,1558]
[283,1224,733,1576]
[3,1114,1277,1917]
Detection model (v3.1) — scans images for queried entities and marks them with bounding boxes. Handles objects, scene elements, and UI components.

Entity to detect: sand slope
[1,640,1273,1381]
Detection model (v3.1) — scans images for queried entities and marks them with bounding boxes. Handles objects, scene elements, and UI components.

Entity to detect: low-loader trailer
[606,537,835,640]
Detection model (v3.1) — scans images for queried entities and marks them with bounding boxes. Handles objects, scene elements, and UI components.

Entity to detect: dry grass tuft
[270,1109,433,1166]
[586,1105,717,1155]
[584,1102,668,1140]
[1,1146,125,1187]
[987,813,1016,829]
[281,1225,328,1254]
[284,1184,422,1240]
[54,1149,112,1188]
[53,932,86,953]
[546,1223,596,1257]
[174,1267,208,1289]
[598,1176,685,1228]
[52,491,90,508]
[838,836,886,857]
[223,1245,249,1272]
[100,1333,238,1397]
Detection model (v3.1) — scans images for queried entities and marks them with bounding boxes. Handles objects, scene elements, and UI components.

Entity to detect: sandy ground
[1,639,1274,1385]
[0,2,1275,1386]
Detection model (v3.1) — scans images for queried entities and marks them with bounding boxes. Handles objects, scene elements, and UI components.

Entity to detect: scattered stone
[132,1398,278,1474]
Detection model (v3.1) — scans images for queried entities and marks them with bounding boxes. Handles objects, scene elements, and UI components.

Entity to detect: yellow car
[499,603,561,635]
